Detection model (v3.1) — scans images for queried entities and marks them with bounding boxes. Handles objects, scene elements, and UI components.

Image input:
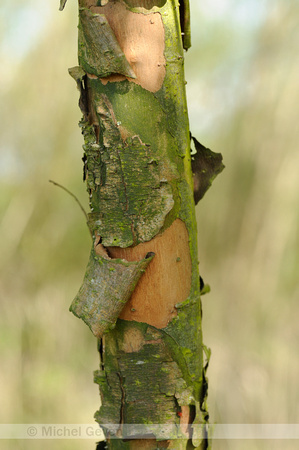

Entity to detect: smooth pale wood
[91,0,166,92]
[179,405,192,437]
[108,219,192,329]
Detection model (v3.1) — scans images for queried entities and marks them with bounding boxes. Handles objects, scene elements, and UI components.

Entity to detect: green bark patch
[94,321,194,442]
[78,8,136,79]
[63,0,219,447]
[153,0,190,157]
[70,250,154,338]
[82,91,176,247]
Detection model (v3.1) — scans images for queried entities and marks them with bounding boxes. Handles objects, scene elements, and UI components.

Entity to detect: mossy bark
[62,0,223,448]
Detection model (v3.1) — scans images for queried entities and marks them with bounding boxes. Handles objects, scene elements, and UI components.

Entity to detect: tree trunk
[61,0,223,448]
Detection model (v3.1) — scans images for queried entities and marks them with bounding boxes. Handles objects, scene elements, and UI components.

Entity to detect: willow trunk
[61,0,223,448]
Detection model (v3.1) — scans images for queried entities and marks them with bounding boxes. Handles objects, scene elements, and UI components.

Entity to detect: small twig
[49,180,88,222]
[59,0,67,11]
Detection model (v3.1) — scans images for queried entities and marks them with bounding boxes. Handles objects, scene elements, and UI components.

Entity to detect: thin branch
[59,0,67,11]
[49,179,88,222]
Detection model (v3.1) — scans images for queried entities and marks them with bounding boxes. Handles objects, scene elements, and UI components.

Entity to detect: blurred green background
[0,0,298,449]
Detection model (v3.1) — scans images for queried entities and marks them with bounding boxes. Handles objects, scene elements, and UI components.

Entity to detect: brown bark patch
[180,405,191,437]
[121,327,144,353]
[92,1,166,93]
[108,219,192,328]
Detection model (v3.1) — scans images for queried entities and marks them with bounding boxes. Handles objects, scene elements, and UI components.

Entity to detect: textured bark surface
[70,249,154,337]
[63,0,223,448]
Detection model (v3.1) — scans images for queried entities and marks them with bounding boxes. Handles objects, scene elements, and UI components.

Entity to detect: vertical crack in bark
[117,142,139,245]
[115,146,129,213]
[68,67,90,121]
[98,338,105,371]
[116,371,125,437]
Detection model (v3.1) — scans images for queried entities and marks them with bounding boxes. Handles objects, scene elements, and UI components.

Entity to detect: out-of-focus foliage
[188,2,299,449]
[0,1,298,449]
[0,2,99,449]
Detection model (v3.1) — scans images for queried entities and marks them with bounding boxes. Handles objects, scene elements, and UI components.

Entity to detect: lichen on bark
[62,0,223,448]
[70,249,154,337]
[78,8,136,79]
[94,321,194,441]
[81,90,177,247]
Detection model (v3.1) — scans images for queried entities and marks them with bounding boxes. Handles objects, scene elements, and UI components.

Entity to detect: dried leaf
[191,135,225,204]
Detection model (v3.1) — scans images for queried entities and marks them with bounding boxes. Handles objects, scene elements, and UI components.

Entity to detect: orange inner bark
[92,0,166,92]
[107,219,192,329]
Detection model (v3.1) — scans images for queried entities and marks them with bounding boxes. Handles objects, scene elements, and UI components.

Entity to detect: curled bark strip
[70,249,155,338]
[179,0,191,50]
[68,66,86,84]
[68,66,89,119]
[92,1,166,93]
[78,8,136,79]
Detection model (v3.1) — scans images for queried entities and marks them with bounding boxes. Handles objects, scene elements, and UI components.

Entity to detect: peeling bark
[115,219,192,328]
[61,0,223,448]
[78,8,137,79]
[70,249,154,337]
[93,1,166,92]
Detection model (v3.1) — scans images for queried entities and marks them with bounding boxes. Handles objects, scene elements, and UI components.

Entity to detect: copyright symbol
[27,426,37,437]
